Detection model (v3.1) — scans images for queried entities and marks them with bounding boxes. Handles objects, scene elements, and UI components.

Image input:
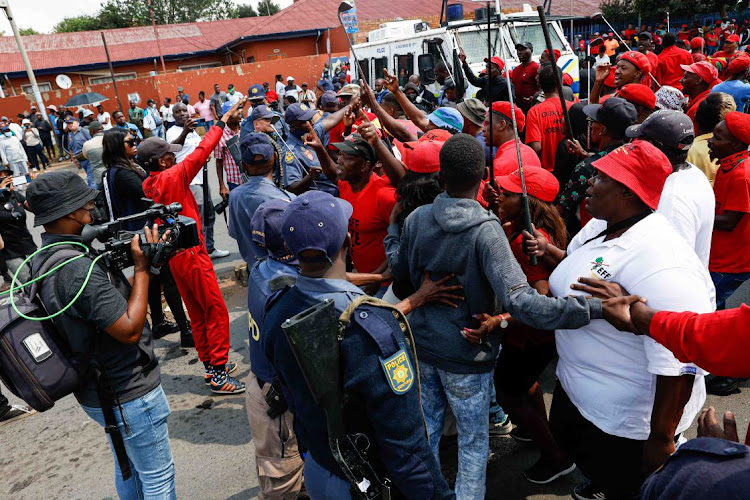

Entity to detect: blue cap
[240,132,275,165]
[64,116,77,123]
[282,191,353,265]
[251,199,297,263]
[221,100,234,115]
[284,103,317,124]
[321,91,338,108]
[427,107,464,133]
[248,84,266,100]
[251,104,280,123]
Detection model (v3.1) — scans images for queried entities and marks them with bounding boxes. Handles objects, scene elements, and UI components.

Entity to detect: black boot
[152,320,179,339]
[706,376,745,396]
[179,321,195,348]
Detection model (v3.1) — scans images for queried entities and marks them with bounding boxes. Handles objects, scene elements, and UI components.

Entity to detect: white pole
[0,0,48,121]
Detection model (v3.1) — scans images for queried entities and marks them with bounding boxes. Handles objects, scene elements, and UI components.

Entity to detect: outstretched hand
[601,295,647,333]
[303,122,323,149]
[382,69,400,93]
[462,313,510,345]
[571,277,629,300]
[698,407,741,443]
[412,272,464,308]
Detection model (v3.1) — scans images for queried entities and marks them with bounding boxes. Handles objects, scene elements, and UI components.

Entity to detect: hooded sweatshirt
[386,192,601,374]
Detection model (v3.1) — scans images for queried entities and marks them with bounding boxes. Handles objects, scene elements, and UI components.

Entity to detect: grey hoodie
[386,192,602,374]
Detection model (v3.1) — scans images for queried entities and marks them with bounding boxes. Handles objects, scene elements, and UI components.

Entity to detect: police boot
[179,321,195,348]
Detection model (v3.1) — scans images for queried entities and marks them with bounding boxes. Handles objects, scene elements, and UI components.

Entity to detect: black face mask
[406,93,417,102]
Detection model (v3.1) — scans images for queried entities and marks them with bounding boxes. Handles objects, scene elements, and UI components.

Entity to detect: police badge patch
[380,349,414,395]
[301,147,315,162]
[285,151,295,164]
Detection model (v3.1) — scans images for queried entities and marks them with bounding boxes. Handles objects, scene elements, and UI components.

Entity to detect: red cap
[420,129,453,142]
[619,50,652,75]
[725,111,750,145]
[680,61,719,83]
[562,73,573,86]
[690,37,705,49]
[604,66,617,87]
[681,24,688,28]
[728,56,750,74]
[591,139,671,210]
[399,140,444,173]
[727,34,740,43]
[491,101,525,132]
[486,56,505,70]
[496,167,558,202]
[615,83,656,110]
[543,49,561,61]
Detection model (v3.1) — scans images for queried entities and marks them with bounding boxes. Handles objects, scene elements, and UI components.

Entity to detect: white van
[350,5,579,99]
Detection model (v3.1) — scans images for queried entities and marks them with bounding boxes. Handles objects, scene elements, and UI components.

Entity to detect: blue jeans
[227,182,240,191]
[711,271,750,310]
[150,125,164,139]
[420,361,492,500]
[81,385,176,500]
[303,452,352,499]
[79,159,96,188]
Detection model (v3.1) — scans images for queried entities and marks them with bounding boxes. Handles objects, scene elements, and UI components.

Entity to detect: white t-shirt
[656,164,715,267]
[276,81,286,95]
[166,125,203,185]
[225,91,244,105]
[160,105,174,123]
[97,112,112,130]
[550,214,714,441]
[594,54,611,68]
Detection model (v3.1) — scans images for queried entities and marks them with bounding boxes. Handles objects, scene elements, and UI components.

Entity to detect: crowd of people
[1,14,750,500]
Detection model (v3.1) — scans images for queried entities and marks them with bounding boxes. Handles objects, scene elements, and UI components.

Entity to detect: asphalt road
[1,159,748,499]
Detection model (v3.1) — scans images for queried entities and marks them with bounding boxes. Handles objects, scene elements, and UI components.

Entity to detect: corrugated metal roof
[0,0,598,74]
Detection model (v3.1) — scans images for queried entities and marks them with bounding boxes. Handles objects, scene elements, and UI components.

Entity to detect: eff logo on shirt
[590,257,612,280]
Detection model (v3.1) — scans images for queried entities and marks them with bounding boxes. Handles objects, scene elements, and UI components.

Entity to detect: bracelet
[149,266,161,275]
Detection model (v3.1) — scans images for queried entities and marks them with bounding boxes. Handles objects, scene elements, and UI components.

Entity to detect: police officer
[261,191,455,499]
[241,84,286,139]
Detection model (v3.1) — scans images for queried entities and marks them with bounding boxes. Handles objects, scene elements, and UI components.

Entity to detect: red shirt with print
[328,110,377,150]
[709,152,750,273]
[525,96,573,171]
[337,174,397,273]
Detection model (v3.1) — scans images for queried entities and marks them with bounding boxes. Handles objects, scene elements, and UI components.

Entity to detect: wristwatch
[498,315,509,329]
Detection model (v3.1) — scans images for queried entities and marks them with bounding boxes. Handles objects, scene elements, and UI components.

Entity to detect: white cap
[21,118,31,125]
[92,101,101,107]
[286,76,295,81]
[82,109,94,117]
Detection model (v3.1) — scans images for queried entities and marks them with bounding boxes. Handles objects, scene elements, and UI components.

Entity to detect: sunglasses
[124,139,137,146]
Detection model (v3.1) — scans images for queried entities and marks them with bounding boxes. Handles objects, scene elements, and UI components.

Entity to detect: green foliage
[627,0,733,16]
[54,16,102,33]
[19,28,40,36]
[257,0,281,16]
[234,4,258,18]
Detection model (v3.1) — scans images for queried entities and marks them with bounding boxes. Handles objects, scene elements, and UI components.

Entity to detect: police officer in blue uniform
[261,190,455,499]
[241,84,286,138]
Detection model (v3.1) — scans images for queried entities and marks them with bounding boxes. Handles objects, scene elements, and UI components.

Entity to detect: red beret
[615,83,656,110]
[562,73,573,86]
[491,101,526,132]
[725,111,750,145]
[544,49,561,61]
[728,56,750,74]
[690,37,705,49]
[619,51,652,75]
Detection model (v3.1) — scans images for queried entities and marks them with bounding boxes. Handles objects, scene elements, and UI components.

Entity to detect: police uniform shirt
[248,258,298,384]
[227,176,296,263]
[282,121,338,196]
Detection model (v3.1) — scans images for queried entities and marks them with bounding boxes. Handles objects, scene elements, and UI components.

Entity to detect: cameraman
[140,97,247,395]
[0,165,36,286]
[25,171,176,498]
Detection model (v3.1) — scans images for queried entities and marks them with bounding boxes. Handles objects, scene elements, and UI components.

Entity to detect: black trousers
[0,387,9,417]
[549,381,645,500]
[148,263,188,326]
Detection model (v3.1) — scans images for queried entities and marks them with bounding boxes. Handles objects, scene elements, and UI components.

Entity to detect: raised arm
[383,69,430,132]
[360,80,417,143]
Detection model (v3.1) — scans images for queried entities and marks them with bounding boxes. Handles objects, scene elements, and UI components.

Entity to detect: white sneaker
[209,248,230,259]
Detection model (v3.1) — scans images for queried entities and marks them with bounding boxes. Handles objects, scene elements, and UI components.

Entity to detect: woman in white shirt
[523,139,714,500]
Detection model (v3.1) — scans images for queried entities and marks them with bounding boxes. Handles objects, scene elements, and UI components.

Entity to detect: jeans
[79,159,96,188]
[190,183,216,253]
[81,385,176,500]
[150,125,165,139]
[489,383,508,424]
[419,361,492,500]
[710,271,750,310]
[227,182,240,191]
[26,143,49,170]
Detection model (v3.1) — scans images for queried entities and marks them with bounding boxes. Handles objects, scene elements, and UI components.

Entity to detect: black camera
[214,197,229,215]
[82,202,201,271]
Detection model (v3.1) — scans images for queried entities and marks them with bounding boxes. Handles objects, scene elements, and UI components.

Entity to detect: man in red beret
[591,51,651,105]
[681,61,720,125]
[655,33,695,90]
[714,34,740,59]
[712,56,750,111]
[483,101,540,176]
[459,52,514,104]
[690,37,707,62]
[615,83,656,123]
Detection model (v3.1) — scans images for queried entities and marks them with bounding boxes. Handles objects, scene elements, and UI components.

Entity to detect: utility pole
[148,0,167,74]
[101,32,125,112]
[0,0,48,121]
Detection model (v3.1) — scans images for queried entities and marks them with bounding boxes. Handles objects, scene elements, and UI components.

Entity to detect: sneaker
[0,404,35,427]
[523,458,576,484]
[210,371,246,394]
[572,481,606,500]
[489,415,513,436]
[204,362,237,385]
[510,426,534,443]
[208,248,230,259]
[152,320,179,339]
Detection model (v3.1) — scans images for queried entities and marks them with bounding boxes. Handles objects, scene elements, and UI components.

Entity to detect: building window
[178,62,222,71]
[20,82,53,94]
[89,73,137,85]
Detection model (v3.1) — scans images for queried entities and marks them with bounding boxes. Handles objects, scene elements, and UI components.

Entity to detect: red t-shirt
[706,32,719,47]
[525,97,573,171]
[686,89,711,126]
[493,139,542,176]
[511,61,540,105]
[644,51,659,76]
[338,174,397,273]
[709,154,750,273]
[328,110,377,149]
[655,46,694,89]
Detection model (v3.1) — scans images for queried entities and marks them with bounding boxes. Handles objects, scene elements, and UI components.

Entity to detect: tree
[19,28,40,36]
[54,16,102,33]
[629,0,734,17]
[234,4,258,18]
[257,0,281,16]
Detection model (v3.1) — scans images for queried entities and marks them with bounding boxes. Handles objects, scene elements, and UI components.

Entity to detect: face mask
[291,128,306,139]
[3,132,11,137]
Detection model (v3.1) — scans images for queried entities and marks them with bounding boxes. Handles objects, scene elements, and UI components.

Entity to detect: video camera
[82,201,201,271]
